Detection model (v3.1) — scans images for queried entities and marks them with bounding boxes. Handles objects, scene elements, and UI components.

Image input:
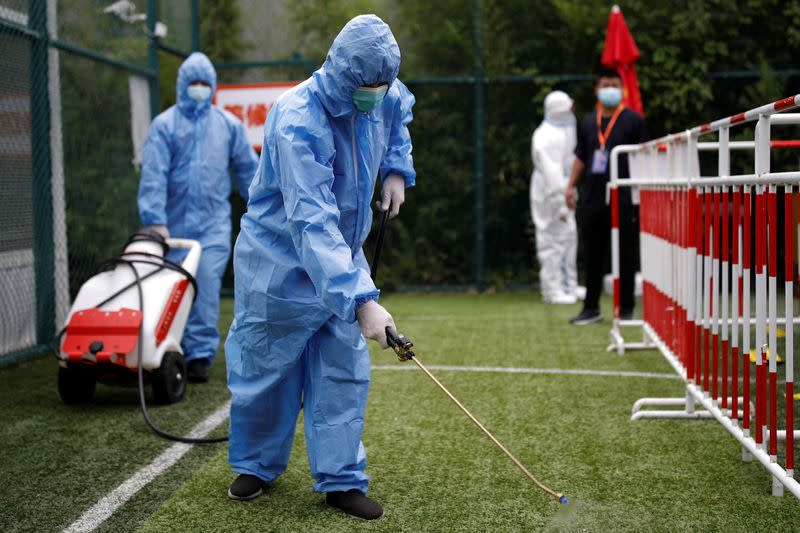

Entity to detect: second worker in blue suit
[138,52,259,382]
[224,15,415,520]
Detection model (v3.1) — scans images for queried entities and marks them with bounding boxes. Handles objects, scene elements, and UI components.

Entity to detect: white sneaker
[545,292,578,305]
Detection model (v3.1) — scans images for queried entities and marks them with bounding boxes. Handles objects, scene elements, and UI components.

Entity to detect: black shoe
[569,308,602,325]
[620,310,633,320]
[326,489,384,520]
[228,474,266,501]
[187,359,209,383]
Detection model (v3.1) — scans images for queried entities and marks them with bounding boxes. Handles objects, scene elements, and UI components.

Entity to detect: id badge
[591,148,608,174]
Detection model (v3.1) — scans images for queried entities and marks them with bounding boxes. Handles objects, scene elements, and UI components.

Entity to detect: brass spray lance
[385,327,568,505]
[369,203,567,504]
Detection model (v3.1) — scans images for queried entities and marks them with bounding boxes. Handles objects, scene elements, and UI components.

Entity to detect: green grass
[1,294,799,532]
[0,299,235,533]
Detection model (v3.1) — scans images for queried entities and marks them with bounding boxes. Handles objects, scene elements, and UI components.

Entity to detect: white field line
[62,364,673,532]
[62,401,231,533]
[372,364,679,380]
[400,315,478,320]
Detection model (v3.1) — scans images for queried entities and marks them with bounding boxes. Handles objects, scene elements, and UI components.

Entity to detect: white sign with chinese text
[213,82,298,150]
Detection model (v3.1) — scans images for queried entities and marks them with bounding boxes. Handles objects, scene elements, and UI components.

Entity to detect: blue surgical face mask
[352,84,388,113]
[598,86,622,107]
[187,84,212,102]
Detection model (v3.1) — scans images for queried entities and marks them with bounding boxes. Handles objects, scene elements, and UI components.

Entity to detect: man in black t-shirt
[564,69,648,325]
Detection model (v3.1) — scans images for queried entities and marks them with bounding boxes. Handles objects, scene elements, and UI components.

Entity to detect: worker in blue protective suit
[224,15,415,521]
[138,52,258,383]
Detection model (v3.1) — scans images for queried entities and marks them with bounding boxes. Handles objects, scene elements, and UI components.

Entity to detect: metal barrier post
[190,0,200,52]
[607,145,646,354]
[472,0,485,291]
[720,129,730,412]
[147,0,160,117]
[29,0,55,347]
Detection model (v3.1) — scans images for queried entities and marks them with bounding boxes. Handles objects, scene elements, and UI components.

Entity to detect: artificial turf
[1,293,798,532]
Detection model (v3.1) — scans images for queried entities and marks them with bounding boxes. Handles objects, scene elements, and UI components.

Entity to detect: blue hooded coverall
[225,15,416,494]
[138,52,258,365]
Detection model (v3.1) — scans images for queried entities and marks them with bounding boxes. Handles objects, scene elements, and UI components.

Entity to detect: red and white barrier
[608,95,799,498]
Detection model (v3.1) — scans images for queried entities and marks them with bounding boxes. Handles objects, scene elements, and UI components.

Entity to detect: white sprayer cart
[57,233,201,405]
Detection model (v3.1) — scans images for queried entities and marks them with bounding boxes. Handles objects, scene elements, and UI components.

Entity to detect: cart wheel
[152,351,186,405]
[58,365,96,404]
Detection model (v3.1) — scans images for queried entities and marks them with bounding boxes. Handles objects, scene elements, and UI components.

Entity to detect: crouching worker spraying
[224,15,415,520]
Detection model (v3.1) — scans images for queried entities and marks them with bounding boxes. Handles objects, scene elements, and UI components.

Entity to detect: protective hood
[176,52,217,118]
[312,14,401,117]
[543,90,575,127]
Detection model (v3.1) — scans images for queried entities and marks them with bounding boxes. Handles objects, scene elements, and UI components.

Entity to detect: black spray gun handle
[370,206,390,281]
[386,327,415,361]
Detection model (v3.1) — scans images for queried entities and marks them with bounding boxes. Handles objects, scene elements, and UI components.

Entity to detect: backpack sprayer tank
[57,233,201,405]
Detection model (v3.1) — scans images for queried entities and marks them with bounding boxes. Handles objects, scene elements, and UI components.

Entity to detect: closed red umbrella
[601,4,644,114]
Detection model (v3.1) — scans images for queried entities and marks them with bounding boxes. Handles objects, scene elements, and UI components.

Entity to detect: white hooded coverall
[530,91,578,302]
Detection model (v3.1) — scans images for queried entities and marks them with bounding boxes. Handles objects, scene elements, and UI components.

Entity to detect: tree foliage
[52,0,800,294]
[159,1,250,110]
[282,0,800,288]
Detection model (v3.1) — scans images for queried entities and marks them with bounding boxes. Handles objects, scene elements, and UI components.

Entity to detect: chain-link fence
[0,0,70,362]
[60,50,141,299]
[0,0,199,365]
[0,14,36,356]
[0,0,313,364]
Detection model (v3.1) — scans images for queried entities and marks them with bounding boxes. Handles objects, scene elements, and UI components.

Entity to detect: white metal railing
[606,95,799,499]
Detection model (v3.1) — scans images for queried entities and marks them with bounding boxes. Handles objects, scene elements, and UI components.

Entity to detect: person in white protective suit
[530,90,583,304]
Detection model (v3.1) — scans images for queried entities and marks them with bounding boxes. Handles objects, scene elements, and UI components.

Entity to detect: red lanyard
[596,104,625,149]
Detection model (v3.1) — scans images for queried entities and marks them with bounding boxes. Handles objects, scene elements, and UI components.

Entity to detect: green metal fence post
[28,0,55,345]
[473,0,485,291]
[147,0,160,116]
[190,0,200,52]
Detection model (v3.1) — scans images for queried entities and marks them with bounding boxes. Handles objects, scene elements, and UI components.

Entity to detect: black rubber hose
[126,259,228,444]
[370,208,390,282]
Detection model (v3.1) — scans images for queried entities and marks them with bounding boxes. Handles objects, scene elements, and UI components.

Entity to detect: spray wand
[370,206,568,504]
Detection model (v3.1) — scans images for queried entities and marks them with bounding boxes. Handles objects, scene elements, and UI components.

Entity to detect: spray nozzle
[386,327,415,361]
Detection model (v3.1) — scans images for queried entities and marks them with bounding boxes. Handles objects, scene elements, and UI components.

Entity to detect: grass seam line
[62,400,231,533]
[372,364,680,379]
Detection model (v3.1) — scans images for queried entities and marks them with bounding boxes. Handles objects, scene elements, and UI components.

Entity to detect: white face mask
[546,110,576,127]
[187,84,212,102]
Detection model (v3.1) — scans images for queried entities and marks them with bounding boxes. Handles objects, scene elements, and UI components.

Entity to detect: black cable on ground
[126,260,227,444]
